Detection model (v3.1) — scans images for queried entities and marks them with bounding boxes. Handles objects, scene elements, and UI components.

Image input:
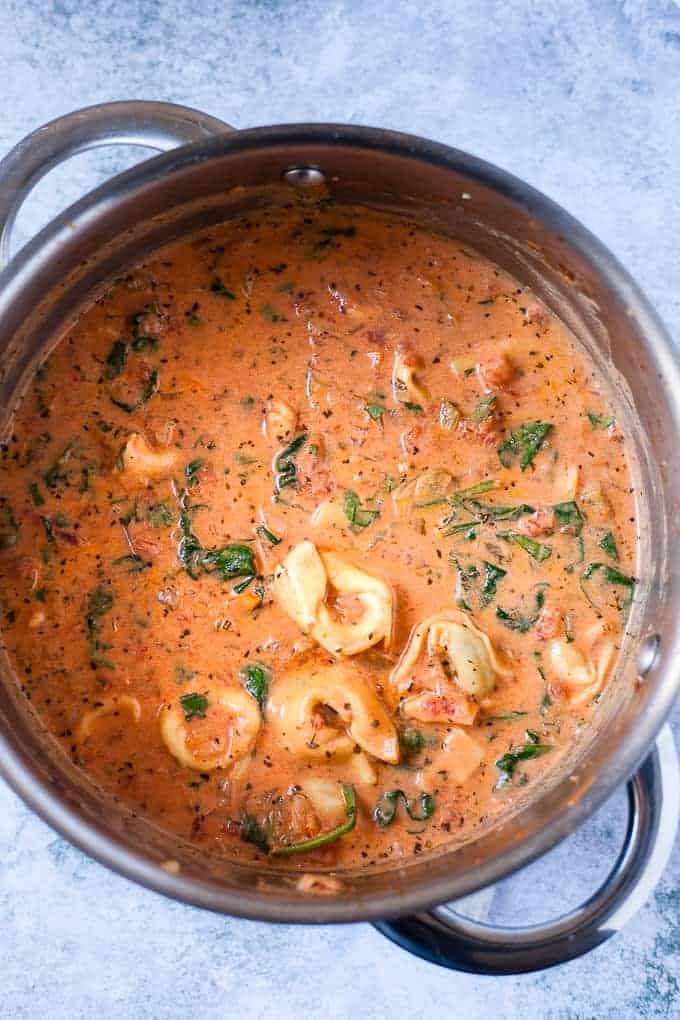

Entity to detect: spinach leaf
[201,543,256,582]
[495,740,552,784]
[105,339,128,379]
[365,402,385,421]
[239,814,271,854]
[177,493,206,579]
[587,410,615,430]
[580,562,635,611]
[179,691,209,721]
[553,500,584,536]
[274,432,307,492]
[481,561,507,606]
[256,525,281,546]
[498,420,553,471]
[239,662,271,709]
[261,303,287,324]
[374,789,435,827]
[486,710,528,721]
[398,726,432,758]
[43,439,79,489]
[185,459,204,488]
[29,481,45,506]
[495,585,548,632]
[344,489,379,529]
[110,368,158,413]
[467,394,496,423]
[500,530,552,562]
[210,277,236,299]
[86,586,115,670]
[271,784,357,856]
[112,553,150,574]
[599,530,619,561]
[147,502,173,527]
[400,401,424,414]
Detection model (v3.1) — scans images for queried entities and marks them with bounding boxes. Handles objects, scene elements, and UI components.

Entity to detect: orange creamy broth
[0,204,637,870]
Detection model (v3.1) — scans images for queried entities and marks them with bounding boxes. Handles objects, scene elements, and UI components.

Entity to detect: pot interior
[0,128,677,922]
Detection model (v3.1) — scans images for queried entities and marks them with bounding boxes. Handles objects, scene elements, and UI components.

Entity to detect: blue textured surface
[1,1,679,1016]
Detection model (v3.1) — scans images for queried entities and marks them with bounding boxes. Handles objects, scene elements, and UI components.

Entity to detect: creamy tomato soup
[0,204,637,870]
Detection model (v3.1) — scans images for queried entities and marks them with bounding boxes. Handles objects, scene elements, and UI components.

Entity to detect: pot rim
[0,120,678,923]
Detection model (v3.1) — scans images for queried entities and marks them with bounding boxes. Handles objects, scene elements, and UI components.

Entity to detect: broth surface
[0,204,637,870]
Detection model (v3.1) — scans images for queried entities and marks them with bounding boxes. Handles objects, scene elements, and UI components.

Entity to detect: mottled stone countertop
[1,1,679,1017]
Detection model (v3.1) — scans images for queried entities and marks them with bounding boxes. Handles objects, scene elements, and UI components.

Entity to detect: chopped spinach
[105,339,128,379]
[29,481,45,506]
[399,727,432,758]
[486,710,528,721]
[261,303,287,324]
[274,432,307,492]
[553,500,584,536]
[271,784,357,857]
[373,789,435,827]
[467,394,496,424]
[344,489,380,529]
[147,502,173,528]
[179,691,209,721]
[239,813,271,854]
[86,586,115,669]
[500,530,552,562]
[43,439,79,489]
[365,402,385,421]
[587,410,615,430]
[112,553,150,574]
[495,585,548,632]
[400,401,424,414]
[256,525,281,546]
[599,530,619,561]
[580,562,635,611]
[498,420,552,471]
[495,739,552,785]
[480,561,507,606]
[185,459,204,488]
[110,368,158,414]
[201,543,256,582]
[239,662,271,709]
[174,664,197,685]
[210,277,236,299]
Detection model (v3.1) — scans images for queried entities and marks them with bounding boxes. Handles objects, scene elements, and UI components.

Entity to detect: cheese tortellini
[548,634,615,707]
[392,346,428,403]
[76,695,141,743]
[264,398,297,442]
[266,656,399,764]
[272,540,393,656]
[160,684,261,772]
[389,609,512,723]
[119,432,178,488]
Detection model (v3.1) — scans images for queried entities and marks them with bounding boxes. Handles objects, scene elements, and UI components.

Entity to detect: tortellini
[547,635,615,708]
[441,727,484,785]
[389,609,512,723]
[266,656,399,764]
[272,540,393,656]
[264,398,297,442]
[76,695,141,743]
[119,432,178,488]
[392,347,428,403]
[160,684,261,772]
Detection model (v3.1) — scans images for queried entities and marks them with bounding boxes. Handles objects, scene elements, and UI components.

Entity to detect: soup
[0,204,637,870]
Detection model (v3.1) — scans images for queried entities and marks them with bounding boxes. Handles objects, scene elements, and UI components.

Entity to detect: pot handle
[374,724,679,975]
[0,100,234,267]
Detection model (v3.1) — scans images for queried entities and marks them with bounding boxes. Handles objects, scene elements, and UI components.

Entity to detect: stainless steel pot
[0,102,677,975]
